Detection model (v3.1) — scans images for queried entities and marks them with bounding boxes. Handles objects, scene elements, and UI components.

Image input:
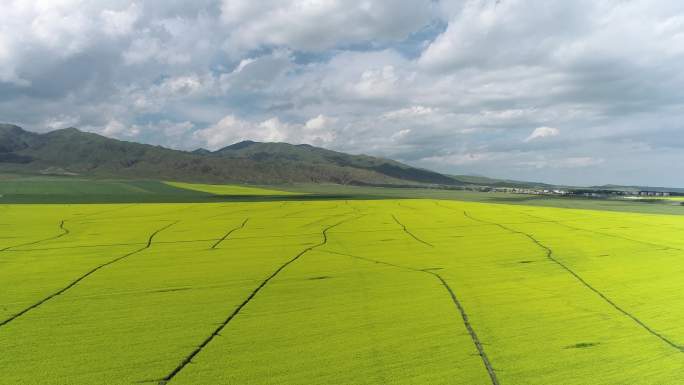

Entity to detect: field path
[0,219,69,251]
[210,218,249,249]
[0,221,177,328]
[519,211,682,251]
[158,216,358,385]
[463,210,683,353]
[320,248,499,385]
[391,214,434,247]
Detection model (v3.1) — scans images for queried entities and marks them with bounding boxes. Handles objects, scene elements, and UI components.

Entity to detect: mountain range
[2,124,681,193]
[0,124,467,186]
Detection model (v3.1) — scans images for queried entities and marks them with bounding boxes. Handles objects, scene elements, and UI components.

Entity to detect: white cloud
[123,34,192,65]
[101,3,139,37]
[43,114,80,130]
[304,114,328,131]
[383,106,435,119]
[525,126,560,142]
[101,119,139,137]
[353,65,399,99]
[193,115,288,150]
[303,114,336,145]
[390,129,411,141]
[219,50,293,93]
[122,73,219,113]
[4,1,684,186]
[219,0,435,53]
[157,74,216,97]
[193,114,339,150]
[419,0,590,71]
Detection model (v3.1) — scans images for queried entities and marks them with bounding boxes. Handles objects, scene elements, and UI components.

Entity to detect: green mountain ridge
[2,124,681,194]
[0,124,464,186]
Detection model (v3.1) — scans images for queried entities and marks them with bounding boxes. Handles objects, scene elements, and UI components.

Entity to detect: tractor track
[519,211,682,251]
[1,220,70,252]
[10,232,345,252]
[157,216,358,385]
[463,211,683,353]
[391,214,434,247]
[0,221,177,328]
[320,249,499,385]
[211,219,249,249]
[10,238,225,252]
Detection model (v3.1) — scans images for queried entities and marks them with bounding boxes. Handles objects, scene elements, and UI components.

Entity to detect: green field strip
[210,218,249,249]
[391,214,434,248]
[0,219,69,251]
[0,221,177,328]
[158,216,358,384]
[463,210,684,353]
[321,249,499,385]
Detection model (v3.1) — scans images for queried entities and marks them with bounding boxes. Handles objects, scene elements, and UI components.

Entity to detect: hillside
[0,124,462,186]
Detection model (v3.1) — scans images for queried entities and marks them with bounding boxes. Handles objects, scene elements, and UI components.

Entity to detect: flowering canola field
[1,199,683,384]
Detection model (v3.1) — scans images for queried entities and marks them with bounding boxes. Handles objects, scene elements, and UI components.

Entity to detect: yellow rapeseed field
[1,199,682,384]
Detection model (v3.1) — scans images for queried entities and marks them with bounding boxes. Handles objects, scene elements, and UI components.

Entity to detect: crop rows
[0,200,683,384]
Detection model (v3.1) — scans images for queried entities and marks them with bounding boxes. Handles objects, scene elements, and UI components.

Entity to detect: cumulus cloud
[2,1,684,186]
[525,126,560,142]
[193,114,338,150]
[219,0,436,53]
[383,106,435,120]
[193,115,297,150]
[43,114,81,130]
[101,119,139,138]
[101,3,140,37]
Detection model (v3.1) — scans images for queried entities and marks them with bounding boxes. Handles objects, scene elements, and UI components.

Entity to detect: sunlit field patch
[1,200,683,384]
[165,181,298,196]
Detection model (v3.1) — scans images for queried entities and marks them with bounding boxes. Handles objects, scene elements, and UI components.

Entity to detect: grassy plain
[2,175,684,218]
[1,196,684,384]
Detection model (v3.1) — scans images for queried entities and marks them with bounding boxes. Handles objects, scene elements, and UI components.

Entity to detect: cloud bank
[2,0,684,186]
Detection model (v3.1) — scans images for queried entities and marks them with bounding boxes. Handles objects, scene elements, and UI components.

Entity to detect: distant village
[462,186,681,200]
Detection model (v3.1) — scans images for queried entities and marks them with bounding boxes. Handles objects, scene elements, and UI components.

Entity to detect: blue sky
[1,0,684,187]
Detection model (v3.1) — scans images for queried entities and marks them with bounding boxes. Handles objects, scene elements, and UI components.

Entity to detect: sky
[1,0,684,187]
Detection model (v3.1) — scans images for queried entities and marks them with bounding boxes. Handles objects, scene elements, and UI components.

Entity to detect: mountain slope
[0,124,461,186]
[213,140,457,185]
